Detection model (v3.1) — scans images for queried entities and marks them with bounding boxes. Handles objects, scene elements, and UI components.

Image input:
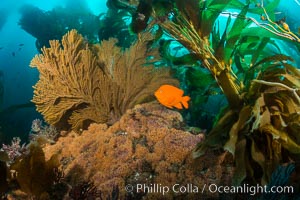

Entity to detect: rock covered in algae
[43,102,234,199]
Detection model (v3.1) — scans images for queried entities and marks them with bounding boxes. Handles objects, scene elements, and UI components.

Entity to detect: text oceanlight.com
[124,183,294,196]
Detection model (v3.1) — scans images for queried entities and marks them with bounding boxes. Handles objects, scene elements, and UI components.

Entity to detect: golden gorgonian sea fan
[30,30,178,131]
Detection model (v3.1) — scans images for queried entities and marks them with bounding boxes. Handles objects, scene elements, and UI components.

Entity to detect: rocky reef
[42,102,234,199]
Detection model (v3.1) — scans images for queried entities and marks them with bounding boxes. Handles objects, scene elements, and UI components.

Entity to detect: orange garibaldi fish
[154,84,191,109]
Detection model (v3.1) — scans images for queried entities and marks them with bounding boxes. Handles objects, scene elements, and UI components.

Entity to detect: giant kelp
[10,142,60,198]
[0,140,60,199]
[30,29,178,131]
[19,4,101,52]
[0,159,8,197]
[98,8,136,48]
[148,0,300,185]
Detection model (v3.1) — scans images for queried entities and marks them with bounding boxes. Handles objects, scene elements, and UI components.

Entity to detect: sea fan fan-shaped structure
[30,29,178,131]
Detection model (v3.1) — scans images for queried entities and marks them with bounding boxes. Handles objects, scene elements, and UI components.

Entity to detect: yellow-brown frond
[30,30,178,131]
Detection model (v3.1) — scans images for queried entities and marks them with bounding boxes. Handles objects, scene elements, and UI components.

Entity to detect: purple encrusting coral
[1,137,27,162]
[29,119,59,143]
[42,102,212,199]
[31,118,43,132]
